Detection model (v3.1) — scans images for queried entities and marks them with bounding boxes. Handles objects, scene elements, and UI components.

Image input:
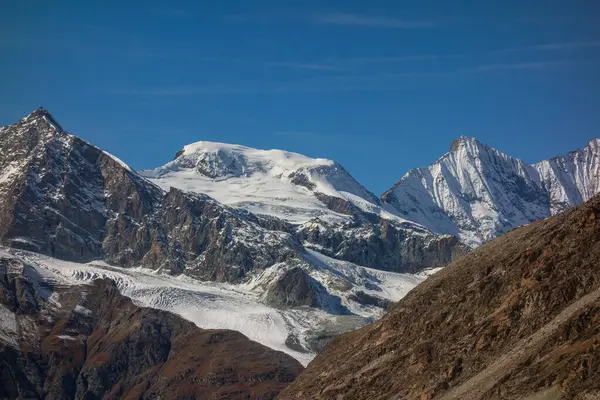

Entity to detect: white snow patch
[57,334,77,341]
[74,305,92,316]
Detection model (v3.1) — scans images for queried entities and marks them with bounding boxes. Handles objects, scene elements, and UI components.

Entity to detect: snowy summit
[141,140,397,225]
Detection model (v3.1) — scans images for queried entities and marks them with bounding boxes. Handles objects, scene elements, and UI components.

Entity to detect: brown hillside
[281,194,600,400]
[0,260,303,399]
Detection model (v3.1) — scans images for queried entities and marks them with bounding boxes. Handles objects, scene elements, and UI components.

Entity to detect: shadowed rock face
[299,218,468,274]
[347,291,390,309]
[0,255,303,399]
[0,109,466,283]
[265,267,319,308]
[281,194,600,400]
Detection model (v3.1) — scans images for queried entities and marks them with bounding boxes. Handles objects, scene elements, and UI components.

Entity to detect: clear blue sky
[2,1,599,194]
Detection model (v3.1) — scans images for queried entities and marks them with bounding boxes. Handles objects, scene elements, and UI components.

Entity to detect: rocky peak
[449,135,480,153]
[448,136,501,162]
[587,138,600,149]
[20,106,64,133]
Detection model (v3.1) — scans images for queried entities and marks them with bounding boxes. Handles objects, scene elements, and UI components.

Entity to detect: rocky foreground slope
[0,252,303,399]
[382,136,600,247]
[281,193,600,399]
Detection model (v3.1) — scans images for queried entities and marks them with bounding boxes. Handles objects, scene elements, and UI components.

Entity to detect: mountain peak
[449,135,481,152]
[587,138,600,148]
[169,140,335,178]
[23,107,64,132]
[383,136,600,247]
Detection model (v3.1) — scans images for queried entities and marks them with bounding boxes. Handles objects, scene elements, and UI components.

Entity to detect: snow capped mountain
[139,139,466,274]
[536,138,600,214]
[3,107,597,368]
[0,108,466,362]
[0,108,464,279]
[382,136,600,247]
[140,140,396,225]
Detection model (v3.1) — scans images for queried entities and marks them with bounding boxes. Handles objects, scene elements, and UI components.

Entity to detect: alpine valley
[1,108,599,397]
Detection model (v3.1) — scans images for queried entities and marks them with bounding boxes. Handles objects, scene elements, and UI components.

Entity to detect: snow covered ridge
[140,139,389,226]
[382,136,600,247]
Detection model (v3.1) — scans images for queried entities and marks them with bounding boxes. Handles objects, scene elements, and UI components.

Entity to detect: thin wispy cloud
[100,53,595,97]
[462,60,568,72]
[196,56,344,71]
[263,61,342,71]
[313,13,435,28]
[222,13,298,23]
[491,41,600,54]
[101,76,420,96]
[533,41,600,50]
[345,54,441,64]
[339,40,599,67]
[223,12,435,28]
[513,16,600,25]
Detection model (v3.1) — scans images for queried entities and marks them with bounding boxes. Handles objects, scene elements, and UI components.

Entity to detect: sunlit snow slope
[140,141,408,225]
[382,136,600,247]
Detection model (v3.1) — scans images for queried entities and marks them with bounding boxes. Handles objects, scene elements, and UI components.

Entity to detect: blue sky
[2,1,600,194]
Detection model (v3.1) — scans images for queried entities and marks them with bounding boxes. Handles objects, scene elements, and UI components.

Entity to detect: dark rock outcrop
[265,267,319,308]
[299,217,468,274]
[281,193,600,399]
[347,290,390,309]
[288,171,316,191]
[0,255,303,399]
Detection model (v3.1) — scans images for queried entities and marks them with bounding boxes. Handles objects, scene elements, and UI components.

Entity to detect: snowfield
[139,140,418,227]
[1,247,433,366]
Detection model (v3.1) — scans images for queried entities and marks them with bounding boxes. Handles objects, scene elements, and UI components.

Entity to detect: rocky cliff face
[0,252,303,399]
[382,136,600,247]
[0,109,465,286]
[281,193,600,400]
[0,109,304,282]
[298,217,466,274]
